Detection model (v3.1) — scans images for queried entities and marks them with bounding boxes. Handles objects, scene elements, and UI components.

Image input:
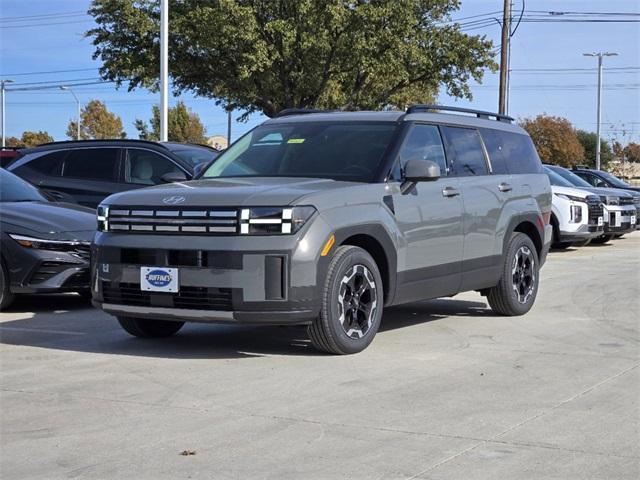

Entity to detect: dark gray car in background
[91,105,553,354]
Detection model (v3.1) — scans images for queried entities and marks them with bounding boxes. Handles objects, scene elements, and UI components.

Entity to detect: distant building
[207,135,228,150]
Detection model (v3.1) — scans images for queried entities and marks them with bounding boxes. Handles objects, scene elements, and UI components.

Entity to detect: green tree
[623,142,640,163]
[519,115,584,167]
[88,0,496,118]
[134,101,206,143]
[1,136,24,148]
[67,99,126,139]
[21,130,54,147]
[576,130,614,168]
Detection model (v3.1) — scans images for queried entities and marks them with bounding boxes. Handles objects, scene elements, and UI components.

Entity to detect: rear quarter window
[480,128,542,175]
[15,150,66,176]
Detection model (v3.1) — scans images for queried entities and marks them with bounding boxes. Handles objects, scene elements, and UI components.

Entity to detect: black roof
[24,138,169,153]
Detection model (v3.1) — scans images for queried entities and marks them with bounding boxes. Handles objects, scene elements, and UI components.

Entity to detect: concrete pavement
[1,232,638,479]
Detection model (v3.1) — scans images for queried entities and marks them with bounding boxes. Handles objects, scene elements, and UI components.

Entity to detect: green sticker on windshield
[287,138,305,144]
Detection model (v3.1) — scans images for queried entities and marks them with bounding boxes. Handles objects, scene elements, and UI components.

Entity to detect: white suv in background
[545,167,604,248]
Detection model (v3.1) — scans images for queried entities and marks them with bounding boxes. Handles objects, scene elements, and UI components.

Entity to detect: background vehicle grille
[101,282,234,310]
[107,207,238,234]
[619,197,634,206]
[587,196,603,224]
[30,262,69,284]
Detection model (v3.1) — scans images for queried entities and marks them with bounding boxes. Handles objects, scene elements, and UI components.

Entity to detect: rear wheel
[308,246,383,355]
[591,234,614,245]
[0,259,15,311]
[487,233,539,316]
[117,316,185,338]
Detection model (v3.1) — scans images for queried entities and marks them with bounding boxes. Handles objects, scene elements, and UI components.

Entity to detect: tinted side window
[19,150,66,176]
[398,124,448,175]
[480,129,542,175]
[62,148,119,181]
[441,127,488,176]
[124,149,182,185]
[575,171,606,187]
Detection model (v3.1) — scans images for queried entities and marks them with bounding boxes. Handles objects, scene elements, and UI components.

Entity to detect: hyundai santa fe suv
[91,105,553,354]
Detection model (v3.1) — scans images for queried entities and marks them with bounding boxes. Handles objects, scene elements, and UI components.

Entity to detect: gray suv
[91,105,552,354]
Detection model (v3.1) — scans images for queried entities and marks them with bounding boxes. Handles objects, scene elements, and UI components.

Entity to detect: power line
[0,68,99,77]
[8,77,105,87]
[0,19,91,29]
[0,11,86,22]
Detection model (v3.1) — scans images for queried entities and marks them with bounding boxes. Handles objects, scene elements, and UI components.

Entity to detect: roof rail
[276,108,336,118]
[406,104,514,123]
[36,138,169,149]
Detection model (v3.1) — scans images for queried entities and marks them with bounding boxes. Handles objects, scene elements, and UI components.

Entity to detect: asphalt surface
[1,233,639,480]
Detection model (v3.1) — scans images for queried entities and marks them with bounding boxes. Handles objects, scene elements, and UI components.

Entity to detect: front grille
[587,196,603,224]
[101,282,234,311]
[72,244,91,260]
[63,270,90,288]
[107,207,239,234]
[620,197,634,206]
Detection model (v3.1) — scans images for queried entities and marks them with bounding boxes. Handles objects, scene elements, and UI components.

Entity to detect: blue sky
[1,0,638,143]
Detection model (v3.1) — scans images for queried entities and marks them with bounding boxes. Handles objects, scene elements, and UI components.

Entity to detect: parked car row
[544,165,638,248]
[0,107,637,354]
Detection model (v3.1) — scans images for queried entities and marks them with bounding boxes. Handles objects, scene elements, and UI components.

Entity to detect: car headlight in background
[240,206,316,235]
[569,205,583,223]
[554,193,586,203]
[8,234,90,256]
[97,205,109,231]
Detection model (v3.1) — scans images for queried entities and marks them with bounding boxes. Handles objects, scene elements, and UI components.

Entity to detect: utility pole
[60,86,81,140]
[160,0,169,142]
[583,52,618,170]
[1,79,14,147]
[498,0,511,115]
[227,108,232,146]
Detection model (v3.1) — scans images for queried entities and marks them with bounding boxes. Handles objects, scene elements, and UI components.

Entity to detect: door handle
[498,182,512,192]
[442,186,460,198]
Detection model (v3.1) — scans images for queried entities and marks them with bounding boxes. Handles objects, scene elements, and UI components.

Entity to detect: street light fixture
[60,85,81,140]
[1,79,14,148]
[583,52,618,170]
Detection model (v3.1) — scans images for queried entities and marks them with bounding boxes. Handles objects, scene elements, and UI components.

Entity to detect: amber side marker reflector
[320,234,335,256]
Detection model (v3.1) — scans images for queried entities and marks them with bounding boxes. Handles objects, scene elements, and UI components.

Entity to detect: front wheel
[308,246,383,355]
[487,233,539,316]
[0,259,15,311]
[117,316,185,338]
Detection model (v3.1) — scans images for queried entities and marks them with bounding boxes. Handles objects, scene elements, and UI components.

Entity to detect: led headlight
[239,206,316,235]
[9,234,90,253]
[554,193,586,203]
[97,205,109,231]
[570,205,583,223]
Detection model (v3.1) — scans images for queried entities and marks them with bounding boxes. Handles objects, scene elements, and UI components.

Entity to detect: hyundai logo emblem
[162,195,186,205]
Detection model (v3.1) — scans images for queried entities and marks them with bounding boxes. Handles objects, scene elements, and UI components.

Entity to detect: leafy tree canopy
[1,131,54,148]
[576,130,614,168]
[623,142,640,163]
[88,0,497,118]
[135,101,206,143]
[520,114,584,167]
[67,99,126,139]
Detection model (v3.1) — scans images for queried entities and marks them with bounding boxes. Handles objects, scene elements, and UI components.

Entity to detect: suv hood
[102,177,360,207]
[551,185,594,198]
[1,201,95,240]
[573,186,636,198]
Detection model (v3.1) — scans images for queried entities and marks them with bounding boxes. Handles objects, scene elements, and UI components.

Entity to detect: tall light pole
[583,52,618,170]
[498,0,511,115]
[1,79,14,147]
[60,86,81,140]
[160,0,169,142]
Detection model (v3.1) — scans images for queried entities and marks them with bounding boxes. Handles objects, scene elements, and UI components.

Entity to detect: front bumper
[603,205,637,234]
[91,217,335,325]
[2,235,90,294]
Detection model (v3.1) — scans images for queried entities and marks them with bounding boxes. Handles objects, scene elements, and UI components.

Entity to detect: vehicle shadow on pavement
[1,295,492,358]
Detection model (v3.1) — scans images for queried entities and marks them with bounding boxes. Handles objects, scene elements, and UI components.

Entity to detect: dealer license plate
[140,267,179,293]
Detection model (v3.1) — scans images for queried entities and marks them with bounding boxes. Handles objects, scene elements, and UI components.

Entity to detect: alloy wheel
[337,264,378,339]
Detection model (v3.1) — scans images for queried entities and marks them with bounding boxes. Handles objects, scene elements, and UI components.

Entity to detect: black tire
[613,234,624,239]
[591,234,614,245]
[0,259,15,311]
[117,316,185,338]
[308,245,384,355]
[487,232,539,316]
[553,242,573,250]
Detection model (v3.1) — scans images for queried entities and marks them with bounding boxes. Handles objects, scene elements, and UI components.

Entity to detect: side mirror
[404,159,441,182]
[401,159,440,194]
[161,171,188,183]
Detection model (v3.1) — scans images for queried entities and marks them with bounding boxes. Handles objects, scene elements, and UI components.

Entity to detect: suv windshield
[202,122,398,182]
[548,166,592,188]
[0,169,46,202]
[596,170,631,188]
[544,167,575,187]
